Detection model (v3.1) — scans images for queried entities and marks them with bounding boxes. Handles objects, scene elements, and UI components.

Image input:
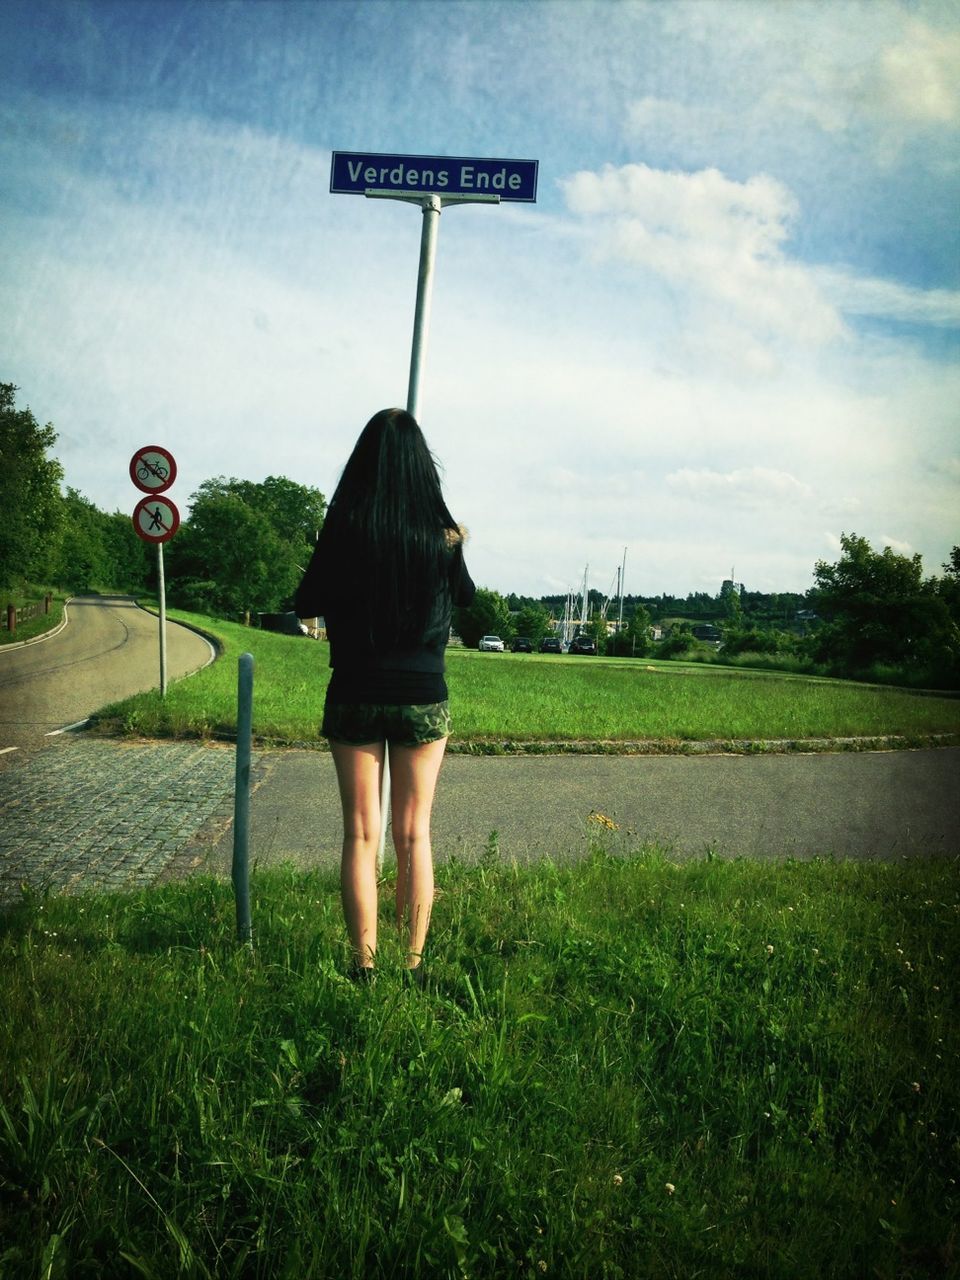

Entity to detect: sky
[2,0,958,601]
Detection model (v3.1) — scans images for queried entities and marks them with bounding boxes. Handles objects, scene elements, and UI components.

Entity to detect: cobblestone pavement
[0,739,255,903]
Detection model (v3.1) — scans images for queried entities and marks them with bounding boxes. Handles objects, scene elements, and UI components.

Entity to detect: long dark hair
[322,408,459,647]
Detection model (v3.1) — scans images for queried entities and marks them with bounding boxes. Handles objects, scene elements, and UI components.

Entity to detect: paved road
[2,738,957,903]
[210,745,960,870]
[0,595,215,751]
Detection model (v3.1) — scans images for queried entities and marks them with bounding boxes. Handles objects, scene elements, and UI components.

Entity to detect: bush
[721,627,790,657]
[653,624,692,659]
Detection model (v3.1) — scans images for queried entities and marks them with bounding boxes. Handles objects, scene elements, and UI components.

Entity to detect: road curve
[0,595,215,751]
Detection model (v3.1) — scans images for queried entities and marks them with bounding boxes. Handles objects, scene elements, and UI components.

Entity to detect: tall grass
[1,850,956,1278]
[89,608,960,747]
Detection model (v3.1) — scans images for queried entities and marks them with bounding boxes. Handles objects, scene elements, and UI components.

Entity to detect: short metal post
[233,653,254,947]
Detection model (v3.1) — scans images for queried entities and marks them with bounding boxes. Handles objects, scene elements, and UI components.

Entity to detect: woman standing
[295,408,475,983]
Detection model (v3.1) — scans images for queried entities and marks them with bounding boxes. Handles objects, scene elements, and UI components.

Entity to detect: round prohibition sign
[130,445,177,493]
[133,494,180,544]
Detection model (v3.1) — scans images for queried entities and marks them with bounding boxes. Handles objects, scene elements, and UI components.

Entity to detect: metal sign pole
[130,445,178,699]
[407,193,442,421]
[157,541,168,697]
[366,190,500,871]
[377,192,441,867]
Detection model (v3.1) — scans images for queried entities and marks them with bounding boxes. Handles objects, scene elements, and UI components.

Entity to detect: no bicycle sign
[130,445,177,494]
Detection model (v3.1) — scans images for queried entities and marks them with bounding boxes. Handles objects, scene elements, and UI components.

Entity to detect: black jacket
[294,528,476,674]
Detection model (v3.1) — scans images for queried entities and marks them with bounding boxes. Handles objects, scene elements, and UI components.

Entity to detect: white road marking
[45,718,91,736]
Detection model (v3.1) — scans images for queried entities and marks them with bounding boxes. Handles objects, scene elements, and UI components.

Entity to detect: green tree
[809,533,958,682]
[937,547,960,622]
[168,492,289,617]
[654,621,692,659]
[453,587,513,648]
[51,491,152,594]
[52,489,110,592]
[223,475,326,549]
[608,605,651,657]
[0,383,64,587]
[166,476,326,618]
[627,605,652,657]
[720,579,743,625]
[101,510,152,593]
[720,625,782,656]
[513,603,551,646]
[585,612,608,652]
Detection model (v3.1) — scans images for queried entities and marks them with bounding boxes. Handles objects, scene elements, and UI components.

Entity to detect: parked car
[258,611,310,637]
[478,635,505,652]
[511,636,532,653]
[538,636,562,654]
[568,633,597,655]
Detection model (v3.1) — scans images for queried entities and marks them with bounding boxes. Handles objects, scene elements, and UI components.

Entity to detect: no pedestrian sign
[130,445,177,494]
[133,494,180,544]
[330,151,538,202]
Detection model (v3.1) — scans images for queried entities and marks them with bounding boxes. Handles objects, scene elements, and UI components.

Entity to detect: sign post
[332,150,538,425]
[331,151,538,864]
[130,446,179,697]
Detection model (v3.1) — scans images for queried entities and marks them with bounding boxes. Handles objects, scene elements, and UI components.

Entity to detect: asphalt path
[0,595,215,752]
[202,743,960,870]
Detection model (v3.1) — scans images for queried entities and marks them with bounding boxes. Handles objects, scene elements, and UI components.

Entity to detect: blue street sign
[330,151,538,202]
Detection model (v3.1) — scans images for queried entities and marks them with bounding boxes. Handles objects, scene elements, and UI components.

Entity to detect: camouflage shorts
[322,700,451,747]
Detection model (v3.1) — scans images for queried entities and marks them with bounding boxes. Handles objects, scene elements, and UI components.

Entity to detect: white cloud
[814,268,960,328]
[561,163,844,344]
[623,14,960,177]
[879,20,960,126]
[666,466,813,509]
[880,534,915,556]
[764,18,960,143]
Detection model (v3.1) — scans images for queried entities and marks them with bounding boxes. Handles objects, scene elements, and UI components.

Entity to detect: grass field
[88,608,960,749]
[1,850,956,1278]
[7,603,959,1275]
[0,592,65,647]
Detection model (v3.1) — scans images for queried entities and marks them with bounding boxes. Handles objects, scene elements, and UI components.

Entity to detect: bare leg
[330,741,384,968]
[390,737,447,969]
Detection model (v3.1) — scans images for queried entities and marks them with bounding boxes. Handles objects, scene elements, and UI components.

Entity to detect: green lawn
[88,608,960,749]
[1,851,956,1278]
[0,591,65,647]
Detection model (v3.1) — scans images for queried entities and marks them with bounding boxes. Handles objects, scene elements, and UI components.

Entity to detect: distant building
[691,623,722,643]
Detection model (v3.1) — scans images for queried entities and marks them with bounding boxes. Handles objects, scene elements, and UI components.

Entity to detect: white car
[478,634,505,652]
